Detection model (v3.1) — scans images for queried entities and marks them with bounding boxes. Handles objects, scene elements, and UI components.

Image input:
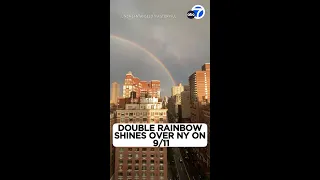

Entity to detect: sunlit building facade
[123,71,161,99]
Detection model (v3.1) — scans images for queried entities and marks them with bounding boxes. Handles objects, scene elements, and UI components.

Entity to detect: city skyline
[110,0,210,97]
[110,63,211,179]
[110,69,203,101]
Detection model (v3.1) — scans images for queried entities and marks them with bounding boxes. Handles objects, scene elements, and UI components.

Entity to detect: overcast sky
[110,0,210,97]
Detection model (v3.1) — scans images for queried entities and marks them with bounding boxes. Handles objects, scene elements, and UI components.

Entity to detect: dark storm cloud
[110,0,210,97]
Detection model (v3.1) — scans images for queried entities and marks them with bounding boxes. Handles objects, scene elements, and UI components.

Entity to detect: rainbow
[110,34,176,86]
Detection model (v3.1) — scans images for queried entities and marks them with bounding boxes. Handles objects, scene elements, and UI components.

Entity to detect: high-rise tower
[111,82,120,104]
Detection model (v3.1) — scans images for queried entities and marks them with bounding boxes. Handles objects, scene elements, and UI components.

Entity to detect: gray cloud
[110,0,210,97]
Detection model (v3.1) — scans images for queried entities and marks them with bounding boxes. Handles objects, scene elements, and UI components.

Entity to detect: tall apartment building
[181,91,191,120]
[171,83,184,97]
[123,71,161,99]
[114,97,168,180]
[183,85,190,91]
[167,97,176,122]
[111,82,120,104]
[188,63,211,178]
[189,63,210,123]
[169,83,189,120]
[189,63,210,105]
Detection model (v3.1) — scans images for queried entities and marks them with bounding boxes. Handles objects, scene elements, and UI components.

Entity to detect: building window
[150,166,155,170]
[121,112,125,116]
[159,112,163,115]
[160,172,164,176]
[150,154,154,158]
[120,118,125,123]
[128,166,132,170]
[135,154,139,158]
[142,172,146,177]
[159,165,164,170]
[119,154,123,159]
[128,160,132,164]
[128,154,132,158]
[160,160,164,164]
[142,160,146,164]
[136,112,139,115]
[129,113,133,116]
[119,165,123,170]
[159,118,163,122]
[143,118,147,122]
[127,172,132,176]
[135,160,139,164]
[159,154,163,158]
[151,148,154,151]
[118,172,123,176]
[129,118,133,122]
[150,160,155,164]
[159,148,163,151]
[150,172,155,177]
[150,119,154,123]
[126,113,128,115]
[119,159,123,164]
[142,154,146,158]
[142,166,147,170]
[135,166,139,170]
[135,148,139,151]
[128,148,132,151]
[143,112,147,115]
[135,172,139,177]
[119,148,124,152]
[142,148,147,151]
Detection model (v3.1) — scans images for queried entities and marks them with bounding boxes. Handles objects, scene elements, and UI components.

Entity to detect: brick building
[188,63,211,178]
[123,71,161,99]
[114,97,168,180]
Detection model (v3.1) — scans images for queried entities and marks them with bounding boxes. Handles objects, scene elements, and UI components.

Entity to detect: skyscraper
[111,82,120,104]
[171,83,184,97]
[114,96,168,180]
[188,63,211,178]
[171,83,182,114]
[189,63,210,105]
[181,91,191,120]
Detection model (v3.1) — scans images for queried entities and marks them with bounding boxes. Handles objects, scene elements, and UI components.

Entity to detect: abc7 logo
[187,5,205,19]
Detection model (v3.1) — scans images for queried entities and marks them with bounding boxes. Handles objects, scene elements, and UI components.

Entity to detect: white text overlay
[112,123,207,147]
